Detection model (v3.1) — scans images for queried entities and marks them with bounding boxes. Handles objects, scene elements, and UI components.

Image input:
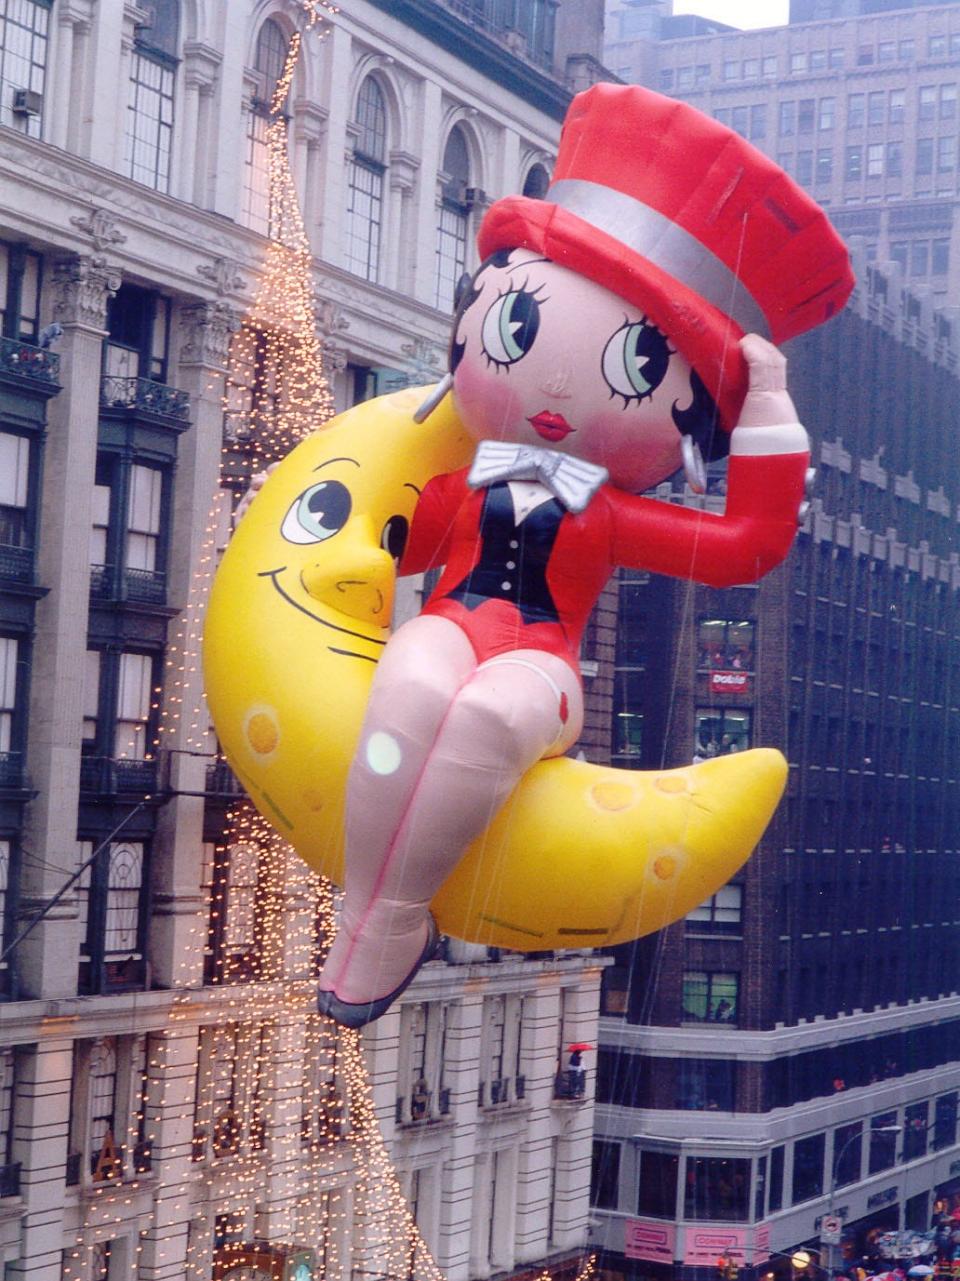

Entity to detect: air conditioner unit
[465,186,487,207]
[137,3,157,27]
[12,89,42,117]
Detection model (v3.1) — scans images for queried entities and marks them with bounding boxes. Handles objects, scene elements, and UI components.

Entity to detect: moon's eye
[480,287,541,367]
[601,319,672,406]
[380,514,409,563]
[280,480,352,544]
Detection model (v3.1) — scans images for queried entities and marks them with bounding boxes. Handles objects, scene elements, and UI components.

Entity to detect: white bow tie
[467,440,608,514]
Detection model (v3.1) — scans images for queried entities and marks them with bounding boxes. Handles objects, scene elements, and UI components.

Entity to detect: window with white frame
[76,839,149,991]
[0,841,9,985]
[0,636,18,757]
[479,993,523,1106]
[0,0,49,138]
[0,432,29,552]
[102,842,144,957]
[125,30,177,191]
[88,1038,121,1180]
[396,1001,448,1123]
[193,1023,268,1161]
[345,76,387,282]
[0,1047,15,1175]
[0,244,41,341]
[125,464,163,573]
[686,884,744,933]
[242,19,289,233]
[67,1036,147,1187]
[301,1023,344,1146]
[435,125,471,312]
[114,651,154,760]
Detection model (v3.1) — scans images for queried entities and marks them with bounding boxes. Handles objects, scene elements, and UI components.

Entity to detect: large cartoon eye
[280,480,352,544]
[380,514,409,563]
[602,319,672,405]
[480,287,542,367]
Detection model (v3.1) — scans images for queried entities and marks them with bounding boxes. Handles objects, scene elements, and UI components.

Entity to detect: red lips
[528,411,575,443]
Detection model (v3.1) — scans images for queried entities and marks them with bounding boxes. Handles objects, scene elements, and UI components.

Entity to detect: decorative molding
[69,208,128,253]
[314,294,350,339]
[400,335,443,383]
[182,40,222,91]
[196,257,248,298]
[321,338,348,373]
[179,302,241,369]
[52,255,121,330]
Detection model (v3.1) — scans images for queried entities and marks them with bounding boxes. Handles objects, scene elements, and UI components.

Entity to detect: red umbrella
[567,1043,594,1052]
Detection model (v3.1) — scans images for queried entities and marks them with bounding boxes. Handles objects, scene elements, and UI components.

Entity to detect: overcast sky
[672,0,790,29]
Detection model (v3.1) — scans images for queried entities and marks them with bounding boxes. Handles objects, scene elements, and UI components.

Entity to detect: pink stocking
[319,615,583,1005]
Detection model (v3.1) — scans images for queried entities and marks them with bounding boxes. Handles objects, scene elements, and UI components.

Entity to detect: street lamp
[824,1124,902,1273]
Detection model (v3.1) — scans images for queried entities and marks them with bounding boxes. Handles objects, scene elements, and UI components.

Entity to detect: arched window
[124,0,179,191]
[242,19,290,233]
[345,77,387,281]
[435,125,471,312]
[0,0,50,139]
[522,162,550,199]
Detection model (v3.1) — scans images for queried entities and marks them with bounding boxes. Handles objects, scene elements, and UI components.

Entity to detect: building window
[877,40,895,63]
[833,1121,862,1187]
[866,143,884,177]
[591,1140,620,1210]
[932,238,950,275]
[890,241,909,273]
[638,1149,679,1218]
[522,162,550,198]
[124,2,179,192]
[867,90,885,126]
[722,59,738,82]
[888,89,905,125]
[0,1048,16,1185]
[695,708,751,758]
[899,38,915,60]
[397,1001,450,1122]
[919,86,936,122]
[749,104,767,141]
[0,243,42,341]
[916,138,934,176]
[790,52,807,74]
[104,282,172,383]
[798,98,815,134]
[816,148,833,184]
[435,125,471,313]
[937,136,955,173]
[204,839,262,984]
[242,19,289,233]
[779,101,795,136]
[682,971,738,1024]
[887,142,903,179]
[76,840,149,994]
[933,1093,958,1150]
[942,84,958,121]
[0,431,32,572]
[686,884,743,934]
[676,1059,736,1111]
[929,34,947,58]
[818,97,834,130]
[847,93,864,128]
[301,1024,344,1145]
[911,241,929,277]
[809,49,826,71]
[845,145,862,180]
[731,106,748,138]
[90,452,170,603]
[904,1101,928,1160]
[345,77,387,282]
[762,56,777,78]
[684,1156,749,1221]
[478,993,523,1107]
[869,1110,899,1174]
[792,1133,825,1203]
[613,670,644,764]
[0,0,49,138]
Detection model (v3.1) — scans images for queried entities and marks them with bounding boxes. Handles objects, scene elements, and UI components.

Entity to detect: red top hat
[478,83,854,432]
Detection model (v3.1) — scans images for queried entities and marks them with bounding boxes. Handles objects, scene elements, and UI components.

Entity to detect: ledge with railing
[204,757,246,798]
[79,755,159,797]
[553,1068,587,1101]
[0,752,27,791]
[89,562,167,605]
[0,334,60,389]
[99,374,190,426]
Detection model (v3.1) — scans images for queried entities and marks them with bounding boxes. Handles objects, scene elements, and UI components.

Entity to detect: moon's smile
[259,567,387,662]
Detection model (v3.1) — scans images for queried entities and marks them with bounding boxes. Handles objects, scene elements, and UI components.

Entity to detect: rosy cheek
[453,359,526,443]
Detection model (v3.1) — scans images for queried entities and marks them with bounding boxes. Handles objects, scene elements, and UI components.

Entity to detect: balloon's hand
[234,462,279,528]
[736,333,799,428]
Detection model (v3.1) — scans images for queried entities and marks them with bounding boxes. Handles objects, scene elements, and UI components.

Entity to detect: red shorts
[422,595,580,677]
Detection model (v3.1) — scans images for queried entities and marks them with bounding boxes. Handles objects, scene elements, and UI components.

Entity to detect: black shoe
[317,916,440,1029]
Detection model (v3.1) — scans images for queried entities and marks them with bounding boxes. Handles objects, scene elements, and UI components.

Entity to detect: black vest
[444,482,564,624]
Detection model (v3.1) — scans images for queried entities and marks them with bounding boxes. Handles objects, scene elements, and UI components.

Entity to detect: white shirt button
[506,560,516,570]
[501,581,512,591]
[509,540,519,549]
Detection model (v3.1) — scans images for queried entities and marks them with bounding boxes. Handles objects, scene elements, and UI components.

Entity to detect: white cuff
[729,422,809,457]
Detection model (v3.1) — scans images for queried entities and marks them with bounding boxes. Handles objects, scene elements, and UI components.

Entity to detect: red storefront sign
[624,1219,677,1264]
[709,670,752,696]
[683,1227,749,1268]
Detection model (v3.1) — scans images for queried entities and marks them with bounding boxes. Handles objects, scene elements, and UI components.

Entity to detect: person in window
[713,998,734,1022]
[315,83,853,1028]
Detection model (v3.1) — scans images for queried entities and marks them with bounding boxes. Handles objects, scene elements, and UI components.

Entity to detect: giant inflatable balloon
[205,386,788,948]
[206,83,854,1027]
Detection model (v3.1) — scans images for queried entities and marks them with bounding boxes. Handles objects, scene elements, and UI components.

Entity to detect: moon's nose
[300,519,395,624]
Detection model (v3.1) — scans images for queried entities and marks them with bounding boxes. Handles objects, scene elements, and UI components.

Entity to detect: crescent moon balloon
[203,387,786,951]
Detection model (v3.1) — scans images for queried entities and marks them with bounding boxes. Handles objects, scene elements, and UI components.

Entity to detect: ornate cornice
[179,301,241,369]
[52,255,122,330]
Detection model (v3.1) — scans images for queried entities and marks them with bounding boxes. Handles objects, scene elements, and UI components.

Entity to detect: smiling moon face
[204,387,474,887]
[204,387,787,949]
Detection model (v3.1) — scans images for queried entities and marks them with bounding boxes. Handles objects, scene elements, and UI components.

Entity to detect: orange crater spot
[652,853,678,880]
[302,788,325,813]
[245,709,279,756]
[590,781,636,812]
[655,774,689,794]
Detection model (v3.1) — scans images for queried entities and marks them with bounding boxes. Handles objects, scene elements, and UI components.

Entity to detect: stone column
[292,99,327,250]
[411,80,443,307]
[180,42,221,206]
[8,1039,74,1281]
[315,21,351,265]
[18,254,119,1001]
[49,3,93,151]
[148,299,239,991]
[137,1027,201,1281]
[386,150,419,297]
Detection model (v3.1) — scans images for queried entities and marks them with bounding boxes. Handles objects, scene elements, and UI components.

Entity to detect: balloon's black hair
[449,249,514,373]
[672,368,728,462]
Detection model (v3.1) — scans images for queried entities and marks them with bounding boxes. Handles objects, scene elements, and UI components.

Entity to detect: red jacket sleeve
[398,469,467,577]
[609,448,809,588]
